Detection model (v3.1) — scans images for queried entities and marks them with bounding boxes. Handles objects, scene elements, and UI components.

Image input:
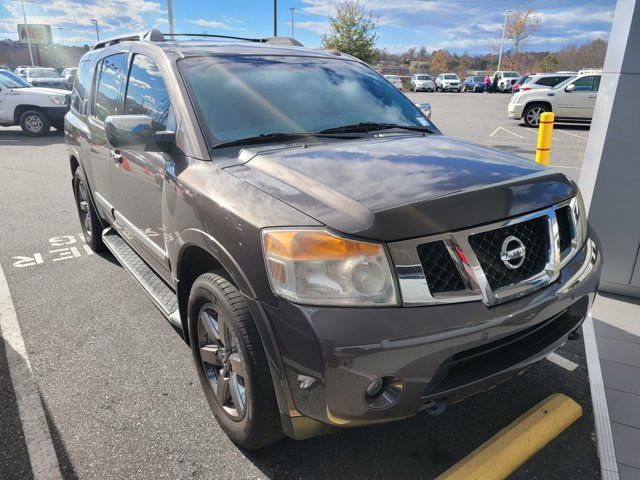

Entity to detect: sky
[0,0,616,55]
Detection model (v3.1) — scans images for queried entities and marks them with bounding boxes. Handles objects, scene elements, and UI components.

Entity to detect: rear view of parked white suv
[508,70,601,127]
[435,73,461,92]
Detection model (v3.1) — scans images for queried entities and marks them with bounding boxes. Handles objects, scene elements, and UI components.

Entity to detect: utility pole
[167,0,174,38]
[58,26,64,46]
[17,0,35,66]
[289,7,295,38]
[273,0,278,36]
[497,10,510,72]
[91,19,99,42]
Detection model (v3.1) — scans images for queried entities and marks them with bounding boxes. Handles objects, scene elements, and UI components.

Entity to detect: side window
[536,77,555,87]
[94,53,127,122]
[124,54,172,131]
[572,76,598,92]
[71,60,92,113]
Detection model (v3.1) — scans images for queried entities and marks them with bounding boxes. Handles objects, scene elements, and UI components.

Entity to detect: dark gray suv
[65,30,602,449]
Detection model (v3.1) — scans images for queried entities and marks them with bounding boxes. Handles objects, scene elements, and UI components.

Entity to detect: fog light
[364,376,404,410]
[365,377,384,397]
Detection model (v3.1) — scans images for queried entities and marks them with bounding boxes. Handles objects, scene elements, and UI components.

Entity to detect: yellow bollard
[535,112,554,165]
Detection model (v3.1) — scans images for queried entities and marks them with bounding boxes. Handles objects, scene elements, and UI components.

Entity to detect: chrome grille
[388,197,582,307]
[468,217,549,291]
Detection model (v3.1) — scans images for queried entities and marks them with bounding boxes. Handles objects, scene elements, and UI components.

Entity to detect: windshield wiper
[318,122,434,134]
[211,131,355,149]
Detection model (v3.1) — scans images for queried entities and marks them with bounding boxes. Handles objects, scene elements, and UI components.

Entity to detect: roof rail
[91,29,164,50]
[91,29,304,50]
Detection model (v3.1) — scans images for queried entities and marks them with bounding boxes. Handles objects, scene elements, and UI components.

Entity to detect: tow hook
[424,398,447,416]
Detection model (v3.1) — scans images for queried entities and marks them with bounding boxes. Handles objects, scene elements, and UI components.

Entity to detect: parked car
[66,30,601,450]
[508,69,601,127]
[435,73,461,92]
[512,73,534,93]
[463,76,485,92]
[0,70,70,135]
[493,71,521,92]
[415,101,431,118]
[61,67,77,89]
[0,65,9,71]
[16,67,68,89]
[518,73,576,92]
[384,74,403,90]
[409,74,435,92]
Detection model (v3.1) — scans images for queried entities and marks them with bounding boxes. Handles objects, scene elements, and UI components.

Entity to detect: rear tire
[73,169,105,252]
[19,109,50,137]
[188,273,283,450]
[523,103,549,127]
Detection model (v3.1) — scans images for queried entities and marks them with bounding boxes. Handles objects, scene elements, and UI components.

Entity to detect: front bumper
[508,102,524,119]
[441,84,461,91]
[414,84,433,91]
[253,237,601,438]
[43,106,70,123]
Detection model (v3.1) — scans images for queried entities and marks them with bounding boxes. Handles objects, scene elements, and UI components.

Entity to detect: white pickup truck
[0,70,70,136]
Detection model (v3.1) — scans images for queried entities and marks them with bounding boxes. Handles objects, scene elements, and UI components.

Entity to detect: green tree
[537,54,559,72]
[322,0,379,64]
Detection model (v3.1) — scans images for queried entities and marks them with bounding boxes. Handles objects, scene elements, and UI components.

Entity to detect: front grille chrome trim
[389,198,580,306]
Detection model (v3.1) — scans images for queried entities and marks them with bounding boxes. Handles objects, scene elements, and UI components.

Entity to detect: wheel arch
[524,100,553,113]
[13,105,48,125]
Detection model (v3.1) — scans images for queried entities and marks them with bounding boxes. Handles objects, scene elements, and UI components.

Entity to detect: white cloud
[296,20,329,35]
[188,18,246,31]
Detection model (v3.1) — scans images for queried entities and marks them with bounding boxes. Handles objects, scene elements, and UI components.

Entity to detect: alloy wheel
[526,106,545,127]
[198,305,247,421]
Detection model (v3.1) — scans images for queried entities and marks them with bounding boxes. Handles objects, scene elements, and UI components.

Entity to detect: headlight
[572,190,588,249]
[49,95,66,106]
[262,228,398,306]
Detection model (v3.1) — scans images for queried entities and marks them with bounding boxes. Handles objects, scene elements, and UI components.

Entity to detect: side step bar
[102,228,182,330]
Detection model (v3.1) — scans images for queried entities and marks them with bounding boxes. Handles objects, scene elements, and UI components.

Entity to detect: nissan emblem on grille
[500,236,526,270]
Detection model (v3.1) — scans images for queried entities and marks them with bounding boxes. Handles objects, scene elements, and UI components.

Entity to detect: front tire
[523,103,549,127]
[20,109,50,137]
[73,169,105,252]
[188,273,283,450]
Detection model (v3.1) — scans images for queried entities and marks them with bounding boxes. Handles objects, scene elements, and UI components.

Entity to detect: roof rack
[91,29,303,50]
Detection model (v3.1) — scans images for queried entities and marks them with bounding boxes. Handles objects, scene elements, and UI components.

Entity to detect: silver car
[18,67,68,90]
[518,73,576,92]
[384,74,403,90]
[410,74,435,92]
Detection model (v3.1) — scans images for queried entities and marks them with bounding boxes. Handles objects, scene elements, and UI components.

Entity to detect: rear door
[556,75,600,119]
[87,52,129,211]
[110,51,174,272]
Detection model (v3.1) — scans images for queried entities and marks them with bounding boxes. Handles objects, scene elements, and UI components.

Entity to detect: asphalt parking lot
[0,93,599,479]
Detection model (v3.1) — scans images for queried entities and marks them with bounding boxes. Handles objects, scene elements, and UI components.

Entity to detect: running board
[102,228,182,330]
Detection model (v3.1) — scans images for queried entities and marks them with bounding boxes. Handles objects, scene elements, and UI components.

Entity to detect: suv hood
[12,86,70,96]
[227,134,575,242]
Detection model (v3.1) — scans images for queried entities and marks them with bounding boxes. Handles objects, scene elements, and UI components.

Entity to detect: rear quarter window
[71,60,93,113]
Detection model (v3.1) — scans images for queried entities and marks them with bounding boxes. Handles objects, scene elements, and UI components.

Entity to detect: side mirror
[565,84,576,93]
[105,115,174,153]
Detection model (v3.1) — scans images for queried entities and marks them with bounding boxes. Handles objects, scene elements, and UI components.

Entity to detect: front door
[556,75,600,119]
[87,52,129,210]
[0,86,6,123]
[110,52,174,271]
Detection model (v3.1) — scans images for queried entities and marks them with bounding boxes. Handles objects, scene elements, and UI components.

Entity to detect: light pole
[167,0,174,38]
[91,19,99,42]
[273,0,278,36]
[289,7,295,38]
[12,0,35,66]
[497,10,511,72]
[58,26,64,46]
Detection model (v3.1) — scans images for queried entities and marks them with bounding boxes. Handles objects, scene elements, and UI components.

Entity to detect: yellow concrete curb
[437,393,583,480]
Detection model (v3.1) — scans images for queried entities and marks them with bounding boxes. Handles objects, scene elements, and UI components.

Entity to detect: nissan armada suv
[65,30,602,449]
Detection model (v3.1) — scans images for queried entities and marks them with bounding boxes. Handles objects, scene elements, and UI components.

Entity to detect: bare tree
[503,7,540,70]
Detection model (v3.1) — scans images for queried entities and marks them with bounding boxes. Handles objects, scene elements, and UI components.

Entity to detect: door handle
[111,150,123,165]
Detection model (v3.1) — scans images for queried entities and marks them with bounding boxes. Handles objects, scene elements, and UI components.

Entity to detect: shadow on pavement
[0,128,65,147]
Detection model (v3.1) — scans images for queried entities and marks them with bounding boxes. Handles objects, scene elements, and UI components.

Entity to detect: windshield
[554,76,576,89]
[444,74,458,80]
[471,76,484,82]
[180,55,433,145]
[28,68,60,79]
[0,70,31,88]
[416,75,431,80]
[503,72,520,78]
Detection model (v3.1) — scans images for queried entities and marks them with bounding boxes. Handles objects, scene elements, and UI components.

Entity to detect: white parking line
[490,126,524,139]
[557,129,589,140]
[0,263,63,480]
[547,352,579,371]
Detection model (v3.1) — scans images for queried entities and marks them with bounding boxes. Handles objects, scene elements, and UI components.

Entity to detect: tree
[503,7,540,70]
[322,1,379,64]
[429,49,451,73]
[537,54,559,72]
